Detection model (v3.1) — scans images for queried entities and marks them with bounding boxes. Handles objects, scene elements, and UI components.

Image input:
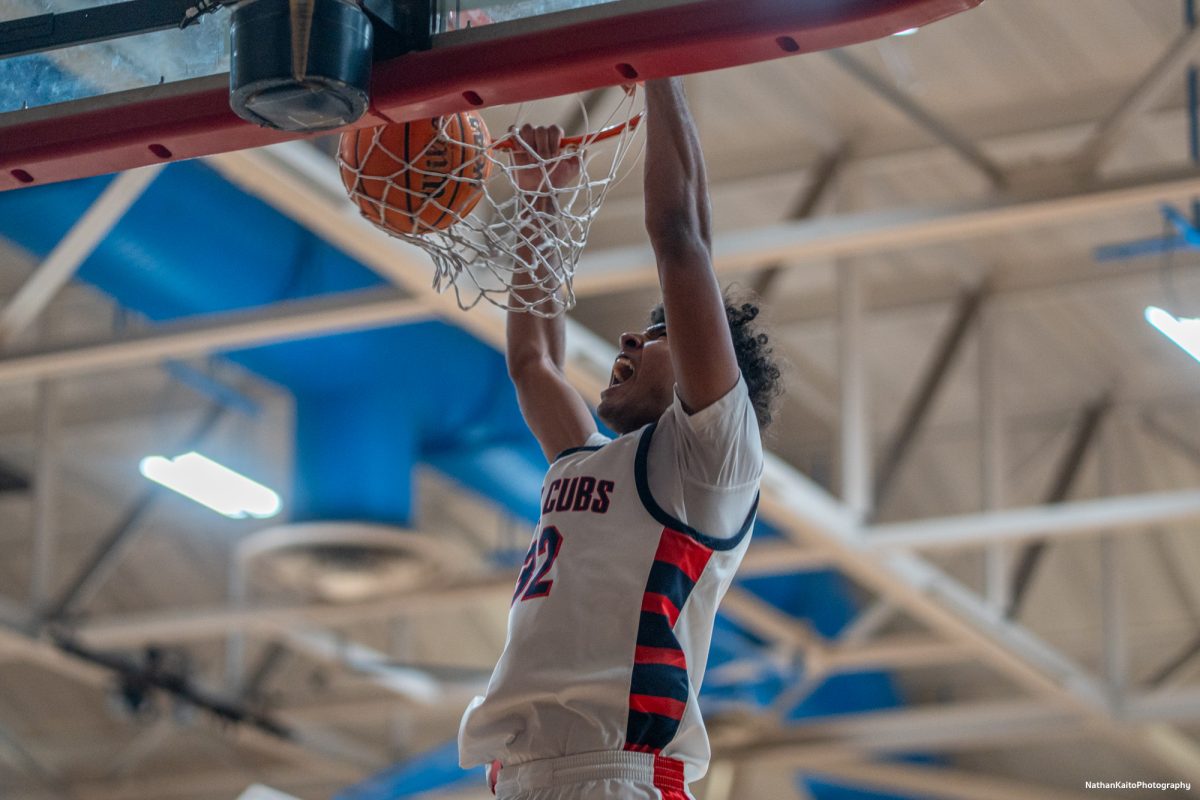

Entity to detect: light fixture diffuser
[140,451,282,519]
[1145,306,1200,364]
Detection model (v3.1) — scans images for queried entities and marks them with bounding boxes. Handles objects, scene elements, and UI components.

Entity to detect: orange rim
[490,113,643,152]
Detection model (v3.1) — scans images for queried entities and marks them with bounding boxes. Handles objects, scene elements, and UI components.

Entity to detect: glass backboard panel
[0,0,634,113]
[0,1,230,113]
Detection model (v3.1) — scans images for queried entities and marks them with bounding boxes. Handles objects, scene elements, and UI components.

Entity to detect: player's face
[597,322,674,434]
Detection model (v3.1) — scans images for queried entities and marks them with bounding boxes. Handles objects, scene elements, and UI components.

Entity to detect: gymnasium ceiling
[2,1,1200,799]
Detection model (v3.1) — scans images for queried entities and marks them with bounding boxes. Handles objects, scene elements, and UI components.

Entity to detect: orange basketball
[339,112,493,235]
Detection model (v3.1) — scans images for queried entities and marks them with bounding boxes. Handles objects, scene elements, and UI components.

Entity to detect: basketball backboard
[0,0,981,191]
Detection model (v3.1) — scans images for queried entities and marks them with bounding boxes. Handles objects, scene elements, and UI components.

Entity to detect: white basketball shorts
[492,751,694,800]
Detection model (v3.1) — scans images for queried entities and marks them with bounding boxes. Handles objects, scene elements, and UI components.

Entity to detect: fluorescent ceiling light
[140,451,282,519]
[1145,306,1200,364]
[893,27,919,37]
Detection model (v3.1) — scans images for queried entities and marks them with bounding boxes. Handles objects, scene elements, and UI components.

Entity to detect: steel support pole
[1101,534,1127,707]
[838,262,871,520]
[1099,425,1128,708]
[29,319,60,613]
[978,296,1009,613]
[1007,396,1111,618]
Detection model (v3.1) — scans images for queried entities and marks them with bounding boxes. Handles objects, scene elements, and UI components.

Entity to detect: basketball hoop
[337,87,644,317]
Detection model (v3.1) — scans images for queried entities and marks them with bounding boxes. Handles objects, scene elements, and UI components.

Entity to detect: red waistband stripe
[654,528,713,583]
[629,693,686,720]
[653,755,689,799]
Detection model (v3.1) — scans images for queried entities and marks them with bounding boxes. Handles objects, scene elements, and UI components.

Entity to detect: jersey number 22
[513,526,563,604]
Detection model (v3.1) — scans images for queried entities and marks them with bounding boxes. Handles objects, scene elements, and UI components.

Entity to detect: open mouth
[609,355,635,387]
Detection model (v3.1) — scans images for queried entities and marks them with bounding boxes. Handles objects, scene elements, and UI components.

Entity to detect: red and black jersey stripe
[625,526,714,754]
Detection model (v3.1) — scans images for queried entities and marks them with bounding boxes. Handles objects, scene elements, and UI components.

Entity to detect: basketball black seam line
[429,113,466,232]
[403,121,416,232]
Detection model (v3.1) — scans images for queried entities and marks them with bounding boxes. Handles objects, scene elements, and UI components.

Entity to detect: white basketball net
[338,88,644,317]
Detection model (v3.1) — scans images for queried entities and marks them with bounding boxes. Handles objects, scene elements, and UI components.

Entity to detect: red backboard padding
[0,0,981,192]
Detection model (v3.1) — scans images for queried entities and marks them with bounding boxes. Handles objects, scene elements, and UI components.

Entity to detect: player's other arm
[643,79,740,414]
[507,124,598,461]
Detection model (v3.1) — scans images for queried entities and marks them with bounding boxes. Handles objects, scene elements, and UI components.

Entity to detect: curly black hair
[649,293,783,429]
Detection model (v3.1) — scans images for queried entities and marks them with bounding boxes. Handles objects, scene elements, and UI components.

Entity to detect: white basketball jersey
[458,420,758,783]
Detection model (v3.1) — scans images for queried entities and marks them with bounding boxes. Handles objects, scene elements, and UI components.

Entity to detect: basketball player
[459,78,782,800]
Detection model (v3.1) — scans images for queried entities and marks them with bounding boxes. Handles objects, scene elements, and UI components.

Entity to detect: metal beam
[29,315,60,612]
[1007,396,1111,618]
[738,541,835,576]
[827,49,1006,188]
[717,699,1086,762]
[0,165,163,346]
[835,599,896,645]
[72,574,517,649]
[0,288,428,385]
[574,166,1200,296]
[804,761,1101,800]
[873,285,986,513]
[837,262,871,520]
[864,489,1200,551]
[1073,25,1200,176]
[819,635,975,673]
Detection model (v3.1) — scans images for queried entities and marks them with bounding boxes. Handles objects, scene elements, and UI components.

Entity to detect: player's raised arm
[506,124,598,461]
[642,79,740,414]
